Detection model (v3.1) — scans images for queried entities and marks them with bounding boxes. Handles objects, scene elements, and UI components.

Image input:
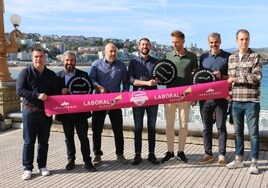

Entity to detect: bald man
[89,43,130,166]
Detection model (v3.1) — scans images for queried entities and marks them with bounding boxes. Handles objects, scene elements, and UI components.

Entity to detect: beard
[140,48,149,55]
[65,64,75,72]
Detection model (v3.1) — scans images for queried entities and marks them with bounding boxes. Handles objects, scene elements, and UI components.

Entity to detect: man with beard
[56,51,96,172]
[128,38,160,165]
[90,43,130,166]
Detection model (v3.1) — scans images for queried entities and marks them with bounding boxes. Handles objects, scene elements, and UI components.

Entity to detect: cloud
[4,0,268,49]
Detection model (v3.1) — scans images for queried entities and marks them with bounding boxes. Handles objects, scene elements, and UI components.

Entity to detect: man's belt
[23,104,44,112]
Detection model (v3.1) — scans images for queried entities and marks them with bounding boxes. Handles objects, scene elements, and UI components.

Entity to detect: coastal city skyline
[4,0,268,50]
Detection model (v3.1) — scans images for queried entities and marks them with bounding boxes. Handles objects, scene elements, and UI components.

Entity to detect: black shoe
[65,160,75,171]
[177,151,188,163]
[161,151,175,163]
[85,162,97,172]
[148,153,160,165]
[132,154,142,165]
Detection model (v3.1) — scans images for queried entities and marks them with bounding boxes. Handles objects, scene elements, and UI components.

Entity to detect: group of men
[16,28,262,180]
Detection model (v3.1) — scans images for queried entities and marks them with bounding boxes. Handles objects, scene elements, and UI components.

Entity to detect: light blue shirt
[89,58,130,93]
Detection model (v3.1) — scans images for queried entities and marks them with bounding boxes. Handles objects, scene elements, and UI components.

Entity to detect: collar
[64,68,76,76]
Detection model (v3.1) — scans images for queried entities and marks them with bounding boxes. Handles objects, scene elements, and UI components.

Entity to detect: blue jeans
[92,109,124,155]
[62,116,91,163]
[232,102,260,160]
[133,105,158,154]
[199,99,228,156]
[22,108,52,171]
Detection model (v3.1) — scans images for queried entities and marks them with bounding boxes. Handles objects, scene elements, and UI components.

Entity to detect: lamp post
[0,0,23,81]
[0,0,22,125]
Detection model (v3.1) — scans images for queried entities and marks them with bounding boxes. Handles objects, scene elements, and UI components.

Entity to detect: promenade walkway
[1,128,268,188]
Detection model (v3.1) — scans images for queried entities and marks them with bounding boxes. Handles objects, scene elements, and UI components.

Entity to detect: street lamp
[0,0,23,81]
[0,0,23,123]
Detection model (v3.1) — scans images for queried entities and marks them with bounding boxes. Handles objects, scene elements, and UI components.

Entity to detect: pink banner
[44,80,229,116]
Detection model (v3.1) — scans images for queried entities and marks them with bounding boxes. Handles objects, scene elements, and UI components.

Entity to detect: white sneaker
[38,167,50,176]
[226,160,244,169]
[249,163,259,175]
[22,170,32,180]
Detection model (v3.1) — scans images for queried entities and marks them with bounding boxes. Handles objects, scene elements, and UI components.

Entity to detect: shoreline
[8,65,90,71]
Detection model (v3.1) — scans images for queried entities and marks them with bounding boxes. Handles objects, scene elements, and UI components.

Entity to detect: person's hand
[147,79,158,86]
[213,71,222,80]
[96,85,109,93]
[62,88,69,95]
[227,77,237,84]
[38,93,48,100]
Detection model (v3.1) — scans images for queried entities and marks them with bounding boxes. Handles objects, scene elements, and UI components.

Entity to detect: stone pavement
[1,128,268,188]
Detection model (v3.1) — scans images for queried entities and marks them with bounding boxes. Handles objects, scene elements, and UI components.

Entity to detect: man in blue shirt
[198,32,230,165]
[90,42,130,166]
[128,38,160,165]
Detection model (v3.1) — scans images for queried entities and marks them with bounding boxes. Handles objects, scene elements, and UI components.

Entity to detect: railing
[122,105,268,129]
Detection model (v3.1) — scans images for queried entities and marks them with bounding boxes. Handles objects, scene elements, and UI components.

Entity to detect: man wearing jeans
[16,47,59,180]
[226,29,262,175]
[128,38,160,165]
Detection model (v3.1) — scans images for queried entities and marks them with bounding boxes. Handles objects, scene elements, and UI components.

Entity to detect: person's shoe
[93,155,102,166]
[38,167,50,176]
[198,154,213,164]
[177,151,188,163]
[117,154,128,164]
[226,160,244,169]
[218,155,226,165]
[161,151,175,163]
[22,170,32,180]
[85,162,97,172]
[65,160,75,171]
[148,153,160,165]
[132,154,142,165]
[249,162,259,175]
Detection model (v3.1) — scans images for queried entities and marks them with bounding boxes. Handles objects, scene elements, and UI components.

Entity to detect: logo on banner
[130,91,148,106]
[193,68,216,84]
[111,95,122,106]
[53,100,77,110]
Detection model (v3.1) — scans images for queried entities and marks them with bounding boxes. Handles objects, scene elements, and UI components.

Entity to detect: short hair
[63,50,77,62]
[208,32,221,43]
[32,46,45,55]
[171,30,185,40]
[236,29,250,39]
[138,38,151,45]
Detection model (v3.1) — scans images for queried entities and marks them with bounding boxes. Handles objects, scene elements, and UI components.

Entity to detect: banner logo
[130,91,148,106]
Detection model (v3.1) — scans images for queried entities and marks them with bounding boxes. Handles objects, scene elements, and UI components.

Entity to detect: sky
[3,0,268,50]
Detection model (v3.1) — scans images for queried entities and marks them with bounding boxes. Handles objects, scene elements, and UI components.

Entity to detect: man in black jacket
[56,51,95,172]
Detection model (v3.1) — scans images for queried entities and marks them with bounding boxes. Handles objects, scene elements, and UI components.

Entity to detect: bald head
[104,43,117,63]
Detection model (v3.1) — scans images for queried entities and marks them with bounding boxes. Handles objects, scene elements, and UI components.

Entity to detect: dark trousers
[62,117,91,163]
[199,99,228,156]
[92,109,124,155]
[22,108,52,171]
[133,105,158,154]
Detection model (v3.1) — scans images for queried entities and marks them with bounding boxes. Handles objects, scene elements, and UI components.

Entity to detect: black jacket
[55,69,92,122]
